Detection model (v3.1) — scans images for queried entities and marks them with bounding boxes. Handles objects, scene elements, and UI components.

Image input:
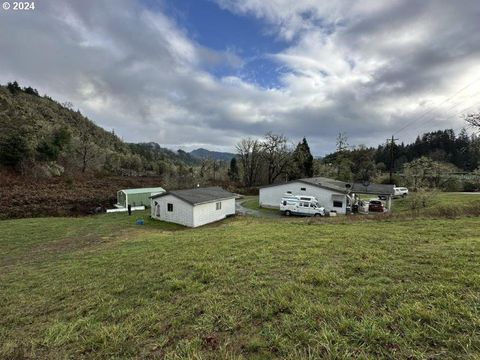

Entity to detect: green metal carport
[116,187,165,208]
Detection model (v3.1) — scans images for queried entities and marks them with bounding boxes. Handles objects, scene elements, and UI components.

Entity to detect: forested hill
[128,142,199,166]
[374,129,480,172]
[0,82,198,177]
[189,148,236,161]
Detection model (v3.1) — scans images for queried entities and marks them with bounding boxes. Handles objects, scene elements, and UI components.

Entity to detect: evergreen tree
[289,137,314,179]
[0,132,30,167]
[6,81,21,94]
[228,157,239,182]
[36,128,71,162]
[23,86,39,96]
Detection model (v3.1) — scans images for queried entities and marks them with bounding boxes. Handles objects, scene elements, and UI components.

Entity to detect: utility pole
[387,135,399,184]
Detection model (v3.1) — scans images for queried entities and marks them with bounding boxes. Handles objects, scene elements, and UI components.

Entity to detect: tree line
[232,133,314,187]
[231,125,480,192]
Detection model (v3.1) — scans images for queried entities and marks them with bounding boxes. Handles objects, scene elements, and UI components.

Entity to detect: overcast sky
[1,0,480,154]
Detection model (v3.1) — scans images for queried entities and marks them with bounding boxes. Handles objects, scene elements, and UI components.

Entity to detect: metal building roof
[120,187,166,195]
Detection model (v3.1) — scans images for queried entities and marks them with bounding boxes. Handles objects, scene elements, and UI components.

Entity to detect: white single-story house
[150,186,236,227]
[259,177,394,214]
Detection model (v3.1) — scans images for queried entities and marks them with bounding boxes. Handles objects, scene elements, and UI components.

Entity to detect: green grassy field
[392,192,480,213]
[1,210,480,359]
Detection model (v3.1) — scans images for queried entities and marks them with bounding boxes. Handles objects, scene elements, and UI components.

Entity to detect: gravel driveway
[235,199,281,218]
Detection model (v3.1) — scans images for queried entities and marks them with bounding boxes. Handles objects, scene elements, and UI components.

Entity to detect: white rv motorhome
[280,194,326,216]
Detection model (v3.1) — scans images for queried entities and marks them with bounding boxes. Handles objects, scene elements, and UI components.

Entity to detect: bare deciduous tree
[199,159,210,178]
[75,130,98,173]
[261,132,291,184]
[235,138,261,187]
[466,113,480,129]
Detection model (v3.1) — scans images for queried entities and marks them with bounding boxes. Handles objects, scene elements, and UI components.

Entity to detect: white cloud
[1,0,480,154]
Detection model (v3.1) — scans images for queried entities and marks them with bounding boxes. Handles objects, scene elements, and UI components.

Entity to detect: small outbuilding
[116,187,165,208]
[150,186,236,227]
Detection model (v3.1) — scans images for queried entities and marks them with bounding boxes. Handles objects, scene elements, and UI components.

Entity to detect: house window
[216,202,222,210]
[300,187,306,191]
[167,203,173,212]
[333,201,343,208]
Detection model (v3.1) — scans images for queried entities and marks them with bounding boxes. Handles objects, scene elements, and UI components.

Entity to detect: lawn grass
[1,212,480,359]
[392,192,480,213]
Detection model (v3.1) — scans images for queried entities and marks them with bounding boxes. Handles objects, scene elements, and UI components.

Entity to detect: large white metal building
[150,186,236,227]
[259,177,394,214]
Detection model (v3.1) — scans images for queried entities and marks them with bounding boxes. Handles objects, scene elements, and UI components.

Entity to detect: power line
[393,77,480,136]
[408,102,480,136]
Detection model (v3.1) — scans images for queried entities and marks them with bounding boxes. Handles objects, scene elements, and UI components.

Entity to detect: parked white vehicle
[357,200,370,213]
[280,194,325,217]
[393,187,409,197]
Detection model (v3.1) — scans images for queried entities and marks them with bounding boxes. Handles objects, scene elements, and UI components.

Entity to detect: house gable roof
[151,186,235,205]
[297,177,348,193]
[260,177,346,193]
[260,177,395,195]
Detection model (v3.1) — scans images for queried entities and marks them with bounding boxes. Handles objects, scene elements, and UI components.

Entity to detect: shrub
[463,181,479,192]
[407,190,437,215]
[426,202,480,219]
[427,205,461,219]
[441,178,463,192]
[0,133,30,168]
[36,140,60,161]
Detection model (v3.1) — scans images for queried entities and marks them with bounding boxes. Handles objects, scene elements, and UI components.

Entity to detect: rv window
[286,191,292,194]
[216,202,222,210]
[300,187,306,191]
[283,201,287,206]
[310,203,315,208]
[167,203,173,212]
[333,201,343,208]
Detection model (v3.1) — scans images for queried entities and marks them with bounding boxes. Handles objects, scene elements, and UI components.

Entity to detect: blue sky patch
[144,0,291,88]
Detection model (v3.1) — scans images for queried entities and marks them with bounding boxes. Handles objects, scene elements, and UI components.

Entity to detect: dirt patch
[0,172,164,219]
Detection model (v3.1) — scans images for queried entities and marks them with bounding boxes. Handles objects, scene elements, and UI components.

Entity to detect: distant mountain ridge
[189,148,235,162]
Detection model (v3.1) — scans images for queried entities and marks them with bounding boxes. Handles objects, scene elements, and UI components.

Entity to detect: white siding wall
[192,198,235,227]
[259,181,347,214]
[150,195,194,227]
[151,196,235,227]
